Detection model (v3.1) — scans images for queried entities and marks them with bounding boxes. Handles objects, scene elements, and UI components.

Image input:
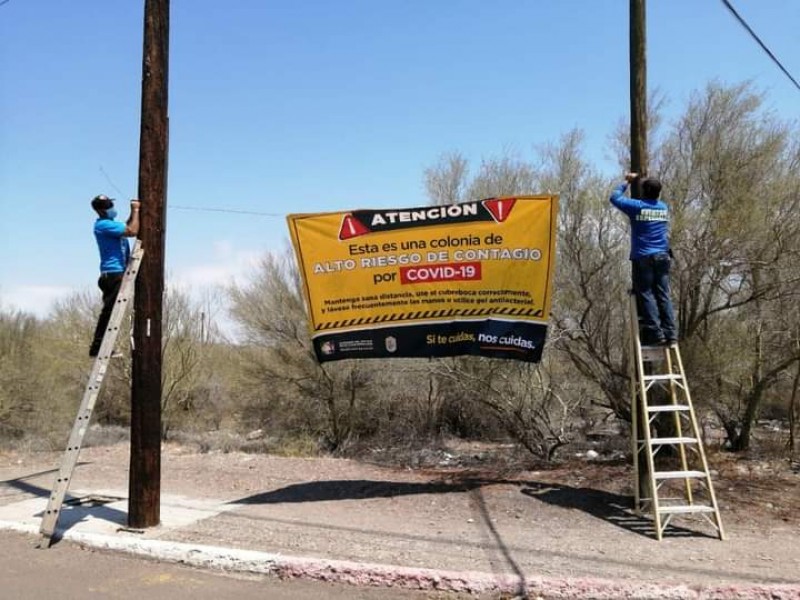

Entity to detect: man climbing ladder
[610,172,677,346]
[612,174,724,539]
[89,195,141,357]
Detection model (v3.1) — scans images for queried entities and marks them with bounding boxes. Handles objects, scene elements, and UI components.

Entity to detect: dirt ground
[1,440,799,597]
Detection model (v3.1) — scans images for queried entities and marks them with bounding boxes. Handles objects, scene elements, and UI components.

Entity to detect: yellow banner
[287,196,558,362]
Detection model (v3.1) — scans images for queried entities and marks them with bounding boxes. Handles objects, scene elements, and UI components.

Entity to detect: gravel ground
[1,442,799,598]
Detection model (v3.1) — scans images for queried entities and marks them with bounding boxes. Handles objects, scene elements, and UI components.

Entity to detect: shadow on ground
[520,481,713,539]
[231,478,483,504]
[230,475,711,541]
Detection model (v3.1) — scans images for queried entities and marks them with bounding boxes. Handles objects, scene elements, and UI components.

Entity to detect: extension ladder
[39,240,144,545]
[628,293,725,540]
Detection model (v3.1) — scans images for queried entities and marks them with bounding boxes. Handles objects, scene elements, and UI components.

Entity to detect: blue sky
[1,1,798,317]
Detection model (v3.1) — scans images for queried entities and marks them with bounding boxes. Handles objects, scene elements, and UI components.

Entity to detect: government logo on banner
[287,196,558,363]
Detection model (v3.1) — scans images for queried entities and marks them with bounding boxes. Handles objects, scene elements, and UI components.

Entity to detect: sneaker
[641,333,666,347]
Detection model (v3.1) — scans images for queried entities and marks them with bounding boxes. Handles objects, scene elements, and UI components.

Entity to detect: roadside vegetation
[2,81,798,467]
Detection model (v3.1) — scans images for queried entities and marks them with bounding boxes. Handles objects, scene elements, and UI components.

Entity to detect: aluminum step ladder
[39,240,144,546]
[628,293,725,540]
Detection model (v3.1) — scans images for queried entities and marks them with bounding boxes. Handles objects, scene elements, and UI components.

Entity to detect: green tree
[659,81,800,450]
[228,251,376,451]
[424,147,584,459]
[0,308,40,442]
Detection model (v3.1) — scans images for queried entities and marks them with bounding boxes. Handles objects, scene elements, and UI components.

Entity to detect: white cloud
[169,245,263,291]
[166,242,271,341]
[0,284,76,317]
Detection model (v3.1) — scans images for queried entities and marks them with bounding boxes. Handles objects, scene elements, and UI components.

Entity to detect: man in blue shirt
[89,195,140,357]
[610,173,677,346]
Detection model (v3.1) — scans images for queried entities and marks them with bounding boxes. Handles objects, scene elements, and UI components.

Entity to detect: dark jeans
[632,252,676,345]
[90,272,123,356]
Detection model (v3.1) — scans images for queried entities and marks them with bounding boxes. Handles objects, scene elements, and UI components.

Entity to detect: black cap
[91,195,115,211]
[642,178,662,200]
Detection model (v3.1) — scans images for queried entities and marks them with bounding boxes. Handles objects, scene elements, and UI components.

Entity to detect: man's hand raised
[624,172,639,183]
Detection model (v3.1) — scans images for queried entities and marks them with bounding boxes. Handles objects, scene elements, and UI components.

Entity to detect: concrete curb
[2,520,798,599]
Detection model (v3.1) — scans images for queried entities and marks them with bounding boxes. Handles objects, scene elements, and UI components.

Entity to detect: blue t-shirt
[94,218,130,273]
[609,183,670,260]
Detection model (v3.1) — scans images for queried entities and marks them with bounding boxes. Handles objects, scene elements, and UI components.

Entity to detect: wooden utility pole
[630,0,647,198]
[130,0,169,528]
[630,0,649,499]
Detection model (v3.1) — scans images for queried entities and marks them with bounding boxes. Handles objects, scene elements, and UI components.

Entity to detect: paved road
[1,531,472,600]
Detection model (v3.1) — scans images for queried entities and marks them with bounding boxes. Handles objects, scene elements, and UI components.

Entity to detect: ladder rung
[650,437,697,445]
[657,505,716,514]
[654,470,707,480]
[643,374,683,382]
[646,404,690,413]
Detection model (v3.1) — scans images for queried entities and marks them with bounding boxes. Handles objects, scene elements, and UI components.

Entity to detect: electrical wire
[99,166,128,199]
[170,205,283,217]
[98,166,281,216]
[720,0,800,92]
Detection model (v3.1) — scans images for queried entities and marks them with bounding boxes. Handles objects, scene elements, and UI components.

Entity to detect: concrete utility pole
[630,0,647,198]
[130,0,169,529]
[630,0,649,500]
